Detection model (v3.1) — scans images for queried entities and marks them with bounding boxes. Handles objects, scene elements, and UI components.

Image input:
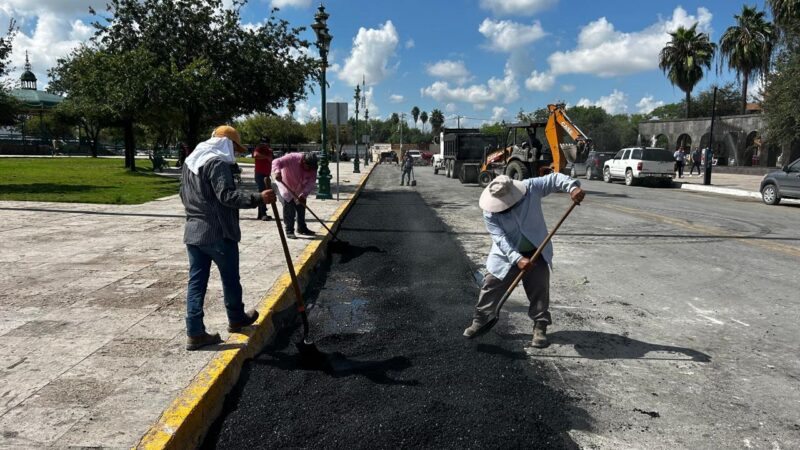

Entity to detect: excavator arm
[544,103,594,174]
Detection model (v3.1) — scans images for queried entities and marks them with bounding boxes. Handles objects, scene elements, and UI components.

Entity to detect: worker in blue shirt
[464,174,585,348]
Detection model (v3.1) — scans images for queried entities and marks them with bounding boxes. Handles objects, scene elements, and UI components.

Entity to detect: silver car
[760,157,800,205]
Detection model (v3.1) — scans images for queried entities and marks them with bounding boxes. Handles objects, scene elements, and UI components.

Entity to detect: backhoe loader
[477,103,594,186]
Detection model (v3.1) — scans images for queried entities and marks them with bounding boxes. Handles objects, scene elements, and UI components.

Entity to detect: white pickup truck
[603,147,675,186]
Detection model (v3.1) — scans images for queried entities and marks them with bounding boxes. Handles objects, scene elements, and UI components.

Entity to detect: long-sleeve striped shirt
[180,159,264,245]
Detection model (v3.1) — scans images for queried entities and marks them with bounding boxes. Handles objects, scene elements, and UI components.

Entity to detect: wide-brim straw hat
[479,175,526,213]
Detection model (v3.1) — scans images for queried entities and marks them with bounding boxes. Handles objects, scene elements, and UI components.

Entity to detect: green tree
[649,83,743,119]
[419,111,428,132]
[659,23,717,118]
[0,20,20,126]
[91,0,318,149]
[411,106,420,128]
[236,114,308,146]
[764,0,800,153]
[49,46,162,170]
[719,6,775,114]
[429,109,445,135]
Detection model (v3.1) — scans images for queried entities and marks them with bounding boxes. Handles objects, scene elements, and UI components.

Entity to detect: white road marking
[699,314,725,325]
[730,318,750,327]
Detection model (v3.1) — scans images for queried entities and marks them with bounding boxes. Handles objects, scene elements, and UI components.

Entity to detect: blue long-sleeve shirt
[483,173,580,279]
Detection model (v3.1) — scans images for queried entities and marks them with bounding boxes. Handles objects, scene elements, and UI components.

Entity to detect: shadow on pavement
[253,351,418,386]
[328,242,386,264]
[549,330,711,362]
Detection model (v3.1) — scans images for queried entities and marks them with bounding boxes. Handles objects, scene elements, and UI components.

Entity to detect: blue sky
[2,0,772,127]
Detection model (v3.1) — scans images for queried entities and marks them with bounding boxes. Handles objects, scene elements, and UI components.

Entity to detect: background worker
[400,152,414,186]
[689,147,703,176]
[180,125,276,351]
[272,152,318,239]
[463,174,585,348]
[253,136,274,221]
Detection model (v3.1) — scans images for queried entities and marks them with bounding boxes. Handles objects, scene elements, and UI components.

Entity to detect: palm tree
[420,111,429,132]
[659,23,717,118]
[430,109,445,135]
[390,112,400,127]
[719,6,775,114]
[769,0,800,28]
[411,106,420,128]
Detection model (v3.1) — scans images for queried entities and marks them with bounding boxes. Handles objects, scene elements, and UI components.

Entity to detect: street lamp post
[353,85,361,173]
[362,76,369,167]
[312,4,333,199]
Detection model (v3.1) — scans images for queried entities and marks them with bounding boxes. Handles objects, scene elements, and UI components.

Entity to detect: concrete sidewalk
[675,170,800,204]
[0,162,371,449]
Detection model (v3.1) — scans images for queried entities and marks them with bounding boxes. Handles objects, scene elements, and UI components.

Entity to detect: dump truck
[433,128,498,184]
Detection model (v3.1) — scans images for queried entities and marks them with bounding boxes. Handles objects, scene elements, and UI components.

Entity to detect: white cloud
[276,101,319,124]
[8,13,94,88]
[636,95,665,114]
[479,18,546,52]
[548,7,713,77]
[491,106,508,122]
[748,76,764,102]
[389,94,404,103]
[524,70,555,91]
[0,0,105,16]
[338,21,399,86]
[479,0,558,16]
[405,38,415,49]
[271,0,312,8]
[561,84,575,92]
[445,103,457,113]
[421,65,518,108]
[426,60,471,84]
[577,89,629,114]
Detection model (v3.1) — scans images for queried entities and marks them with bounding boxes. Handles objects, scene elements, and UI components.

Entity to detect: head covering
[479,175,526,213]
[212,125,246,154]
[302,152,318,171]
[184,137,236,175]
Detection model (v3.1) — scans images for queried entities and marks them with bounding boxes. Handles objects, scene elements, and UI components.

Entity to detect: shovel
[410,166,417,187]
[275,180,349,248]
[270,201,328,368]
[470,200,579,339]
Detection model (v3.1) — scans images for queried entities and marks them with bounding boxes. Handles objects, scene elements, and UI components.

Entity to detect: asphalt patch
[203,167,588,449]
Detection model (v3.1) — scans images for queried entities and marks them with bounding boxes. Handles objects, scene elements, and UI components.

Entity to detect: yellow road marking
[603,203,800,259]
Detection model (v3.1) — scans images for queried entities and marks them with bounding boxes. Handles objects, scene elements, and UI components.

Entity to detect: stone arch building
[639,114,799,167]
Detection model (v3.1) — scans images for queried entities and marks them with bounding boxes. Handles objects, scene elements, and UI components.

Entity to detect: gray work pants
[473,258,551,325]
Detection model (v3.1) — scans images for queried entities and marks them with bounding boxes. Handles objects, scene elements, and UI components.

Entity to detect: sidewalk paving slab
[676,172,800,204]
[0,162,373,449]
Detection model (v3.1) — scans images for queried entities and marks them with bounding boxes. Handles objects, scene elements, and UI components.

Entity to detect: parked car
[406,149,426,165]
[380,151,398,164]
[760,157,800,205]
[603,147,675,186]
[569,150,617,180]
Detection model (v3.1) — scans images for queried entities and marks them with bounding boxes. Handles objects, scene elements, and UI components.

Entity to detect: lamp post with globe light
[311,4,333,199]
[353,84,361,173]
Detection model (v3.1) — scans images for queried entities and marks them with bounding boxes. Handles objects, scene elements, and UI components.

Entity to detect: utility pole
[399,112,405,155]
[704,86,717,186]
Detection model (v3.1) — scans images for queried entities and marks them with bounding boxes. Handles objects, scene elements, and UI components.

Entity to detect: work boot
[530,322,549,348]
[463,319,487,339]
[297,228,315,236]
[186,332,222,351]
[261,215,272,221]
[285,231,297,239]
[228,309,259,333]
[400,181,404,186]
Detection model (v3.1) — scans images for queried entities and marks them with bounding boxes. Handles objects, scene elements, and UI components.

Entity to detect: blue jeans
[283,200,307,233]
[254,172,270,218]
[185,239,247,336]
[401,168,413,184]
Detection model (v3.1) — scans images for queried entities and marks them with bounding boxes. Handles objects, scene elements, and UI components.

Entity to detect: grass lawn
[0,158,180,204]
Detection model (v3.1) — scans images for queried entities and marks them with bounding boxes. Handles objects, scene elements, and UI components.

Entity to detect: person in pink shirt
[272,152,318,239]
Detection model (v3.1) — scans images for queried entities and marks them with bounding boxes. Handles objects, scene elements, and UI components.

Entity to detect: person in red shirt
[253,136,274,221]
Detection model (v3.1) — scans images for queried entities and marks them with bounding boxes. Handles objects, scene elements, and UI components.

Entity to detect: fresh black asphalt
[203,166,583,449]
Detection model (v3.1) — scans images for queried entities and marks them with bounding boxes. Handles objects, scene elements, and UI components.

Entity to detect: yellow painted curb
[136,163,377,450]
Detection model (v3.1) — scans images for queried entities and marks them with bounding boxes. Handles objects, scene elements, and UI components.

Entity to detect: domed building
[8,52,64,152]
